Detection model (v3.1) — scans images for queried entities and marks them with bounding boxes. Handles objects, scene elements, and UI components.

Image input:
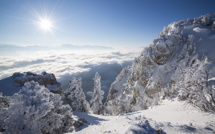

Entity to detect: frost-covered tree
[87,72,104,114]
[0,81,75,134]
[63,77,90,112]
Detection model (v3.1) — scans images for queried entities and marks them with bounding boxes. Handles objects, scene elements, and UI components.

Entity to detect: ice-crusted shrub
[212,21,215,31]
[0,81,74,134]
[0,92,10,109]
[88,72,104,114]
[177,57,215,111]
[63,77,90,112]
[0,93,10,132]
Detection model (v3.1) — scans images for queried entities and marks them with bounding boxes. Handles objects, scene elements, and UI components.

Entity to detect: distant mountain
[0,44,112,55]
[105,14,215,115]
[60,44,112,50]
[0,44,51,51]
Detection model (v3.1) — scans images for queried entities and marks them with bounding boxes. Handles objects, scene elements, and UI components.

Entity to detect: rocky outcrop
[105,14,215,115]
[12,71,62,94]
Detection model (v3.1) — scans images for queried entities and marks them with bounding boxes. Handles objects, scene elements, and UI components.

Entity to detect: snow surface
[70,98,215,134]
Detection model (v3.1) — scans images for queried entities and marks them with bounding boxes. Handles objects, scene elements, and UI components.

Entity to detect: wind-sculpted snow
[105,14,215,114]
[126,121,165,134]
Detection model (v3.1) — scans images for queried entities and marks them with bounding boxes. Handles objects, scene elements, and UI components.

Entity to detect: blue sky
[0,0,215,48]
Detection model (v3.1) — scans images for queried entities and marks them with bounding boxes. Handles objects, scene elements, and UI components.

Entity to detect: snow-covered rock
[0,71,62,96]
[105,14,215,114]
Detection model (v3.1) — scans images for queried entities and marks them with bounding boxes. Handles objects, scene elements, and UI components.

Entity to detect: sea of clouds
[0,45,141,100]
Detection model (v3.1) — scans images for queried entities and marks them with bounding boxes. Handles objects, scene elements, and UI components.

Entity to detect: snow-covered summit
[105,14,215,115]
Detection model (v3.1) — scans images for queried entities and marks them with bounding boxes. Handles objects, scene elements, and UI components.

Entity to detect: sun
[39,18,53,31]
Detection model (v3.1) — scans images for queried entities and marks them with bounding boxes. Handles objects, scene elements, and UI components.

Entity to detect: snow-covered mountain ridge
[105,14,215,114]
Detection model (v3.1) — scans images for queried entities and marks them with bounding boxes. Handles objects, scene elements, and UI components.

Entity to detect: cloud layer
[0,48,141,101]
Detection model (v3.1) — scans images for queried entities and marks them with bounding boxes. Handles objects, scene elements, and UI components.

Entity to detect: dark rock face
[12,71,62,94]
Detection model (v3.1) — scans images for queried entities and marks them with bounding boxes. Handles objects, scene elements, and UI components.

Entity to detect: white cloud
[0,48,141,100]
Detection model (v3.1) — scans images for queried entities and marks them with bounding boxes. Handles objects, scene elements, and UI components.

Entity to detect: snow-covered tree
[63,77,90,112]
[87,72,104,114]
[0,81,75,134]
[115,89,132,115]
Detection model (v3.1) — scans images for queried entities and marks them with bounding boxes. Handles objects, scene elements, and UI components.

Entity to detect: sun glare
[39,18,53,31]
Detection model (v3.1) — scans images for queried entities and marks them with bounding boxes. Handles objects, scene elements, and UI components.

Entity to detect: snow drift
[105,14,215,115]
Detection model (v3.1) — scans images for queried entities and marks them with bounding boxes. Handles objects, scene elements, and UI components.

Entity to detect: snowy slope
[105,14,215,114]
[71,98,215,134]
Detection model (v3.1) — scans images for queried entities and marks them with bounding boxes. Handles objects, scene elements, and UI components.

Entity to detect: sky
[0,0,215,48]
[0,0,215,99]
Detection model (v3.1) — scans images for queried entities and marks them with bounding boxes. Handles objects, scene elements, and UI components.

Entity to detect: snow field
[72,98,215,134]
